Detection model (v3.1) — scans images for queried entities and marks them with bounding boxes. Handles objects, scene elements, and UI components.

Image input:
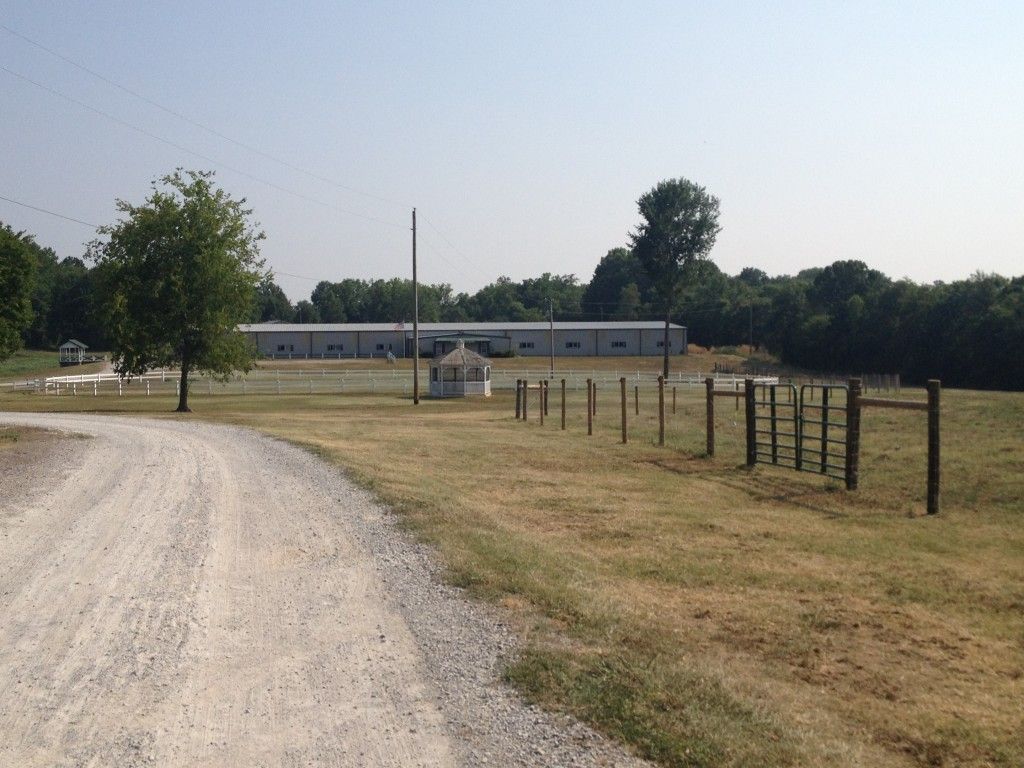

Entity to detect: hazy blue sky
[2,1,1021,300]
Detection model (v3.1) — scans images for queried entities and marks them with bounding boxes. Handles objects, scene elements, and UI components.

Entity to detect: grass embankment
[0,349,107,383]
[1,377,1021,767]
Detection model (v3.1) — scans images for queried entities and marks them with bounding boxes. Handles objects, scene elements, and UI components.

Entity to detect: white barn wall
[639,328,686,356]
[241,322,686,358]
[596,329,642,356]
[553,329,598,356]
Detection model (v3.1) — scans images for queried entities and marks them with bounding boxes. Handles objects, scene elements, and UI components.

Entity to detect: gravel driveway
[0,413,647,767]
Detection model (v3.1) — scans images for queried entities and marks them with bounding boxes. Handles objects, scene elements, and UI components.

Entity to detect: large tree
[0,224,37,360]
[252,278,295,322]
[91,170,265,412]
[630,178,721,377]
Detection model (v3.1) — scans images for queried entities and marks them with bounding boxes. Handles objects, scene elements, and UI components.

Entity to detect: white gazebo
[58,339,88,366]
[429,340,492,398]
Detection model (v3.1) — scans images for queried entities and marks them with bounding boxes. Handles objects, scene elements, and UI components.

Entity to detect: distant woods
[4,219,1022,390]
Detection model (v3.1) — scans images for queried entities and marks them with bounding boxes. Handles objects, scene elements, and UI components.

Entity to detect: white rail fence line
[27,369,780,397]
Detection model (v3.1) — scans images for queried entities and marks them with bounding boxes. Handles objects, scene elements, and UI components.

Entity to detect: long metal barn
[238,321,687,358]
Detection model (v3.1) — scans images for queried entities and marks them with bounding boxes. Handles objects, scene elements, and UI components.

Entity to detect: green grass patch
[0,349,108,383]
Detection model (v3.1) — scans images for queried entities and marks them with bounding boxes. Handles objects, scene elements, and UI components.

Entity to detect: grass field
[0,349,108,383]
[1,369,1021,766]
[254,350,748,375]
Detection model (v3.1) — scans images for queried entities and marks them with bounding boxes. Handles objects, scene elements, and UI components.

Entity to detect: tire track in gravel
[0,412,649,768]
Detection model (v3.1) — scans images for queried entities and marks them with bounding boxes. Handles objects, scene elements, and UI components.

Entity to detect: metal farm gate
[707,376,941,514]
[747,382,853,485]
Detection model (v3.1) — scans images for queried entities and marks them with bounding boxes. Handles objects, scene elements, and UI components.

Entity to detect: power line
[0,64,407,231]
[273,270,323,283]
[0,193,99,228]
[0,24,551,299]
[419,216,493,283]
[0,22,410,210]
[1,25,503,290]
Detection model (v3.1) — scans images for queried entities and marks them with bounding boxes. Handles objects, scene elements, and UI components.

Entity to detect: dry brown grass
[255,350,747,375]
[2,380,1021,767]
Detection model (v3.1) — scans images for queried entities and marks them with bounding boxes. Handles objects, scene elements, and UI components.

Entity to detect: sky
[1,1,1022,301]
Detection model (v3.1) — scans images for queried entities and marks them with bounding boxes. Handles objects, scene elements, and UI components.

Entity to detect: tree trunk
[176,354,191,413]
[663,308,671,379]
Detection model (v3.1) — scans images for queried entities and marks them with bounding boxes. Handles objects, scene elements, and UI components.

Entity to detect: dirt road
[0,413,643,768]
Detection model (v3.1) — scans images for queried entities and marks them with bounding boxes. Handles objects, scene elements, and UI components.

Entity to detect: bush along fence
[514,374,941,516]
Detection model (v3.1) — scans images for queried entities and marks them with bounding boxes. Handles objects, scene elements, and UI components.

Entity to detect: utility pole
[412,208,419,404]
[748,304,753,354]
[548,298,555,379]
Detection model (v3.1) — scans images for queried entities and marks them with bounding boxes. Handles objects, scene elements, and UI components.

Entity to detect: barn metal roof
[238,321,685,333]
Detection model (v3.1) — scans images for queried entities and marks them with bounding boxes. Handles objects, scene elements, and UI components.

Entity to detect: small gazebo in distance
[58,339,89,366]
[429,340,492,398]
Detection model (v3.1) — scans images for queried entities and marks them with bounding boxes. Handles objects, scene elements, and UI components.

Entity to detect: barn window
[657,340,672,348]
[611,341,627,348]
[327,344,343,351]
[376,343,385,351]
[565,341,581,349]
[518,341,535,349]
[277,344,286,352]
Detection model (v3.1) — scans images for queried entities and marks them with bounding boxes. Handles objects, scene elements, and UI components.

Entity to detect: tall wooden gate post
[927,380,941,514]
[705,377,715,457]
[744,378,756,467]
[845,378,862,490]
[560,379,566,430]
[620,377,628,444]
[820,387,830,474]
[657,375,666,446]
[586,378,593,436]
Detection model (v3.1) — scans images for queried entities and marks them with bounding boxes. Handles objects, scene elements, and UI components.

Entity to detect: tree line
[251,254,1024,391]
[4,185,1022,392]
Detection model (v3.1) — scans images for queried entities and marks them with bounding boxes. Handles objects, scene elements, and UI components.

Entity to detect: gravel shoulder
[0,412,647,767]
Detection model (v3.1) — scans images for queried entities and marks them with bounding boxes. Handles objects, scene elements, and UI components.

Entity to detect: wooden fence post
[634,385,639,416]
[543,380,549,417]
[927,380,941,514]
[586,378,593,436]
[672,386,677,414]
[523,380,528,421]
[705,377,715,457]
[539,382,545,426]
[657,375,665,446]
[592,383,597,417]
[560,379,566,430]
[744,378,756,467]
[620,377,628,444]
[820,386,830,474]
[845,378,861,491]
[515,379,522,419]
